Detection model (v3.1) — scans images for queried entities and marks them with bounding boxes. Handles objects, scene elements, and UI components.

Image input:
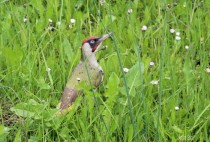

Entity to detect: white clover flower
[150,80,159,85]
[175,106,179,111]
[48,18,53,23]
[70,19,76,24]
[206,68,210,73]
[48,25,55,31]
[185,45,189,49]
[170,28,175,33]
[128,8,133,14]
[141,25,147,31]
[99,0,106,5]
[150,61,155,66]
[176,32,180,36]
[76,77,81,82]
[46,68,51,73]
[123,68,129,73]
[175,36,181,41]
[57,21,61,26]
[23,17,28,23]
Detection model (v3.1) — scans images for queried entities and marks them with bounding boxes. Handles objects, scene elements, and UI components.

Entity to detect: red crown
[82,36,98,45]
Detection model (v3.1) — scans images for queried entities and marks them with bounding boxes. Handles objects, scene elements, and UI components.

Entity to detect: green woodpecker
[58,33,112,112]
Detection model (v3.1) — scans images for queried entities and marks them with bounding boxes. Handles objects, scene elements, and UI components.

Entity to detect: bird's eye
[90,40,95,44]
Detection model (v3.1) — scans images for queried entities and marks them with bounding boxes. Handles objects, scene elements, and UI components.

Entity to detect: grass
[0,0,210,141]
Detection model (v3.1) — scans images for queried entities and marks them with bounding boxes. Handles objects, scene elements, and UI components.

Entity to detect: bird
[57,33,112,113]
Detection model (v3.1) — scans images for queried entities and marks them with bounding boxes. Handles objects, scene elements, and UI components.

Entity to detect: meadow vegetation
[0,0,210,141]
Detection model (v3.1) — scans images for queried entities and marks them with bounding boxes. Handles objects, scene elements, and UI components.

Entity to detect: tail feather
[60,87,77,110]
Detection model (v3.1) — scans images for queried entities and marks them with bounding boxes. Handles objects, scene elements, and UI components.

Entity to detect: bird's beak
[98,32,112,43]
[95,32,112,52]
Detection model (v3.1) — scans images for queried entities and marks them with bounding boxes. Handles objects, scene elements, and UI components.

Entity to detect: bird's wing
[59,62,84,111]
[59,87,77,110]
[66,61,102,88]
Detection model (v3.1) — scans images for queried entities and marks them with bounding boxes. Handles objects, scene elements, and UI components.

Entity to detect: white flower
[128,8,133,14]
[150,80,159,85]
[141,25,147,31]
[175,106,179,111]
[206,68,210,73]
[123,68,129,73]
[70,19,76,24]
[99,0,106,5]
[57,21,61,26]
[76,77,81,82]
[150,61,155,66]
[176,32,180,36]
[185,45,189,49]
[48,18,53,23]
[48,25,55,31]
[170,28,175,33]
[23,17,27,23]
[46,68,51,73]
[175,36,181,41]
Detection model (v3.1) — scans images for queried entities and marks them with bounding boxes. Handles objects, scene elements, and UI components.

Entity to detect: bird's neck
[82,53,100,69]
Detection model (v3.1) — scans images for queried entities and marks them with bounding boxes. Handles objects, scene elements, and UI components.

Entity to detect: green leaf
[10,107,35,118]
[172,125,183,134]
[37,77,50,90]
[125,62,144,88]
[10,99,48,119]
[0,125,10,142]
[79,119,86,135]
[111,15,116,22]
[119,85,136,97]
[94,125,102,142]
[59,127,70,139]
[104,15,117,26]
[106,55,120,78]
[75,0,84,10]
[2,47,23,67]
[104,72,120,97]
[13,129,21,142]
[128,124,133,142]
[63,37,74,63]
[28,136,38,142]
[0,125,10,135]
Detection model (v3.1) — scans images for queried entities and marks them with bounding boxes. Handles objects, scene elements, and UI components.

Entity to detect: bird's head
[81,33,112,59]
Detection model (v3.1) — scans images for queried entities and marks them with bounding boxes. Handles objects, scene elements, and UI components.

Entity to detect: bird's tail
[56,102,75,115]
